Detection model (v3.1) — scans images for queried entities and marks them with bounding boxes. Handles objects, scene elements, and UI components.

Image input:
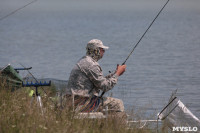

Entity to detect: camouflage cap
[87,39,109,49]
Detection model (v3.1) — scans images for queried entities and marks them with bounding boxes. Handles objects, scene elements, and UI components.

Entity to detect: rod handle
[100,91,105,98]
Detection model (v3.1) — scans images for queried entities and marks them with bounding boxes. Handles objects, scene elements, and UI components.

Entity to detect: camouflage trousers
[102,97,124,112]
[61,94,124,113]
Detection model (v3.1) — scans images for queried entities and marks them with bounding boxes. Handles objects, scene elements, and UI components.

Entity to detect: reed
[0,75,162,133]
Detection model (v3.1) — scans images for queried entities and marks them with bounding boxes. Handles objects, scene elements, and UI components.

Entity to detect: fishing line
[0,0,38,22]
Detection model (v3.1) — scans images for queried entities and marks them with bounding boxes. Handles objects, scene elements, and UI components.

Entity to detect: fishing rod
[100,0,170,98]
[19,63,57,107]
[122,0,170,65]
[0,0,38,22]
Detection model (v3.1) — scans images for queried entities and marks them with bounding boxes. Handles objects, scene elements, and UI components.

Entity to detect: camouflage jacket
[66,56,118,97]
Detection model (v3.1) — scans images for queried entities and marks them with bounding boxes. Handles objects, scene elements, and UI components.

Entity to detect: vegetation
[0,75,165,133]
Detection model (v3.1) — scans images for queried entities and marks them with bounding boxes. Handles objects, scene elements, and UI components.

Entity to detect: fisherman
[65,39,126,113]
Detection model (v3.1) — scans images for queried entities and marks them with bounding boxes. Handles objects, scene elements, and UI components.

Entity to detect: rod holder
[22,80,51,96]
[14,67,32,73]
[22,80,51,87]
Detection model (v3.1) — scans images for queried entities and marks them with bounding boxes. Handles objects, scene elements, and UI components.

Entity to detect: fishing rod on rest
[100,0,170,98]
[19,63,57,107]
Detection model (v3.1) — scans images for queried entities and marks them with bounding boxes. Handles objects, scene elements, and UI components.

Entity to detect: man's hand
[115,64,126,76]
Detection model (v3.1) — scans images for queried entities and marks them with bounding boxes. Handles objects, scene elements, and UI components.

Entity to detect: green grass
[0,75,166,133]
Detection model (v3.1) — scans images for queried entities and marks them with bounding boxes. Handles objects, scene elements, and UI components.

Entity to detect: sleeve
[105,71,116,79]
[86,65,119,92]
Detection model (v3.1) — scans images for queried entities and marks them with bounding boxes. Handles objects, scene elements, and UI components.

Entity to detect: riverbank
[0,75,165,133]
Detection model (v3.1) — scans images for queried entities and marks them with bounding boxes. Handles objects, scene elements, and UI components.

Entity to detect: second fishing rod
[100,0,170,98]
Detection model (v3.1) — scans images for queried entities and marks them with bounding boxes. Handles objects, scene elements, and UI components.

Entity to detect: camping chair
[70,93,107,119]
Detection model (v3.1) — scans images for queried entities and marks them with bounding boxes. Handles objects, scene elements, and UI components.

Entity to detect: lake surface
[1,0,200,118]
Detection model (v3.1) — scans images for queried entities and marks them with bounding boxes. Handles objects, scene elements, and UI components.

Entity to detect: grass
[0,75,166,133]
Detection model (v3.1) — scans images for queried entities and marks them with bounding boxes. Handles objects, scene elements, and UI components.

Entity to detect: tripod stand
[22,81,51,115]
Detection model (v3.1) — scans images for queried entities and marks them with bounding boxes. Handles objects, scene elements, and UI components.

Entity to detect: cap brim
[101,45,109,49]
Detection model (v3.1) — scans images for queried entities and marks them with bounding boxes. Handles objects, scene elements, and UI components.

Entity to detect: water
[1,0,200,118]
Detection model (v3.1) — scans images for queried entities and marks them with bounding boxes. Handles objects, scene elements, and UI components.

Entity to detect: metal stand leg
[36,94,43,115]
[35,86,43,115]
[23,80,51,115]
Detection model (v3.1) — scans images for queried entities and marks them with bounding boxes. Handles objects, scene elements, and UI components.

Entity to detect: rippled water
[1,0,200,118]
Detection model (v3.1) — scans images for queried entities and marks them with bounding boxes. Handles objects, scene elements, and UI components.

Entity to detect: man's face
[100,48,105,58]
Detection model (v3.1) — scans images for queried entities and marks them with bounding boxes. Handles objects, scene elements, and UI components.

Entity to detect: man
[66,39,126,113]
